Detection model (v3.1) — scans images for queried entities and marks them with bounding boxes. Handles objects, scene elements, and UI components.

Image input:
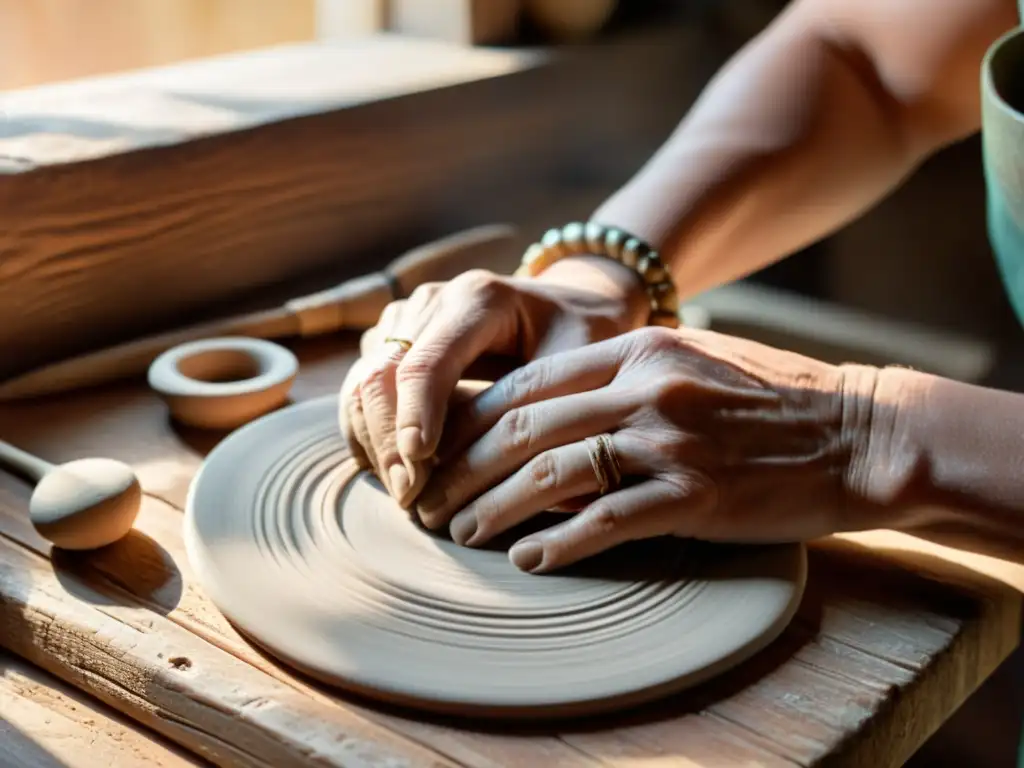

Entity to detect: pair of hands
[340,257,889,573]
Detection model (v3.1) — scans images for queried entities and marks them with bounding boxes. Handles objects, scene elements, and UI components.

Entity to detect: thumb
[393,273,519,464]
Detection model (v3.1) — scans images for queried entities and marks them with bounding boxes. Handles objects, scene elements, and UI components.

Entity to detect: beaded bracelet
[513,221,680,327]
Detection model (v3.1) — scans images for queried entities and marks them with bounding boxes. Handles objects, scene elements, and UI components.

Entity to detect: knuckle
[527,451,559,492]
[584,504,625,538]
[451,269,508,300]
[644,373,694,413]
[381,297,406,319]
[662,433,695,464]
[614,325,681,370]
[361,359,393,389]
[623,325,680,360]
[395,353,436,385]
[375,300,405,333]
[408,282,442,304]
[503,360,547,402]
[497,407,533,452]
[637,324,680,351]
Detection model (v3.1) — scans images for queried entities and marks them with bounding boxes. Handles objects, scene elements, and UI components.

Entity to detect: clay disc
[184,395,806,719]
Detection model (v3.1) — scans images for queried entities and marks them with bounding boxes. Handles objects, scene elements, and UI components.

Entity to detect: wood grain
[0,648,205,768]
[0,37,551,382]
[0,530,453,767]
[0,336,1019,767]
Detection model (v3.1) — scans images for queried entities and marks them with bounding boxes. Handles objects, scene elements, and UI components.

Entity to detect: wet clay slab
[184,396,807,719]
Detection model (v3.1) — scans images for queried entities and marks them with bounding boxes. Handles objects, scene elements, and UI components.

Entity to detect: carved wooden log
[0,36,551,381]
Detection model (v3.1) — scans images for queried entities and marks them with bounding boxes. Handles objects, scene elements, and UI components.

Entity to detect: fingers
[353,297,432,504]
[341,300,403,471]
[392,271,519,466]
[339,358,373,470]
[416,388,633,529]
[360,340,414,497]
[507,477,714,574]
[445,432,644,547]
[438,335,629,462]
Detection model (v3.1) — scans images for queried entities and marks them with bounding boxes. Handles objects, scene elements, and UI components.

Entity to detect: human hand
[340,256,651,506]
[414,325,899,573]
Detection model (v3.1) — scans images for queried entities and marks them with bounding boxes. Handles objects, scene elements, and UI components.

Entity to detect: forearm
[871,368,1024,549]
[592,0,1011,298]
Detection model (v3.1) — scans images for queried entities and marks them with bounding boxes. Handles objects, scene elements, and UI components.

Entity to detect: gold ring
[585,433,621,494]
[383,337,414,352]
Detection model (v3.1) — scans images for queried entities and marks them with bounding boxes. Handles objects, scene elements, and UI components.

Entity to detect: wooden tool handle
[0,439,52,483]
[0,224,521,401]
[284,223,519,335]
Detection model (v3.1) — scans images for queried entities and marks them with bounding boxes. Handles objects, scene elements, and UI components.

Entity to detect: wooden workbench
[0,334,1020,768]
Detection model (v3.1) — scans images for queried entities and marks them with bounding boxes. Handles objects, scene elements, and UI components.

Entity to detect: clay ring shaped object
[148,337,298,430]
[184,394,808,719]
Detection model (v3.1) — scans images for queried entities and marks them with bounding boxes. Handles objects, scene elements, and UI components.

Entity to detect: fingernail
[415,504,441,530]
[398,426,426,460]
[509,540,544,572]
[388,464,410,502]
[449,511,478,546]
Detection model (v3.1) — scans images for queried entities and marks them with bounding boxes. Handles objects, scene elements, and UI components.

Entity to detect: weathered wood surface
[0,335,1019,768]
[0,648,206,768]
[0,37,551,382]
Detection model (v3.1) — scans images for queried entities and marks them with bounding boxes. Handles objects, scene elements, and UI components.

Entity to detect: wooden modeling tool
[0,224,520,401]
[0,439,141,550]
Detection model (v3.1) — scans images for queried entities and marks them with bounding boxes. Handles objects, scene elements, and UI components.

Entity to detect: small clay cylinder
[148,338,298,430]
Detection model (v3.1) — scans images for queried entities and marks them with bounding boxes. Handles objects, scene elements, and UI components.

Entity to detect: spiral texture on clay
[185,396,806,718]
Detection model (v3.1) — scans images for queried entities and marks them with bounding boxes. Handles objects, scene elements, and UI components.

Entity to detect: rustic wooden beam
[0,36,551,382]
[0,647,205,768]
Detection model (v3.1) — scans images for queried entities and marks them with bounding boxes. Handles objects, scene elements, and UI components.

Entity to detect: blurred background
[3,0,1018,345]
[1,1,1021,765]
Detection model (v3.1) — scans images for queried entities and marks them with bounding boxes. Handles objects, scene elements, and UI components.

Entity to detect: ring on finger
[447,434,630,547]
[384,336,414,352]
[585,433,622,494]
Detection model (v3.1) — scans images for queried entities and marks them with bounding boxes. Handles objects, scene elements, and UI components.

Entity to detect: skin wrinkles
[341,0,1024,571]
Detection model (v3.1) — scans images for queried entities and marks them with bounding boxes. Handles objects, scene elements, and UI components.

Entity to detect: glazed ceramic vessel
[982,21,1024,327]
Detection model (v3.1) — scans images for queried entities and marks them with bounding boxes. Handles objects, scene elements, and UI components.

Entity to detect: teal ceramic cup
[982,25,1024,328]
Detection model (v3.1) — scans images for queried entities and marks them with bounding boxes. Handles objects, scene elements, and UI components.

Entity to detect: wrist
[533,255,651,330]
[839,364,941,531]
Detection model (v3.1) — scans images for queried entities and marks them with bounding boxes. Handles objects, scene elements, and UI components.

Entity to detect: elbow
[797,0,1016,158]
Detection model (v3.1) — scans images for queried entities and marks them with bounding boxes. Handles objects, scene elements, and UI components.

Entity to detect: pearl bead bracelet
[513,221,680,327]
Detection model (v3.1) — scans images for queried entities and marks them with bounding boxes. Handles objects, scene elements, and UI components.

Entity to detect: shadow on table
[0,651,206,768]
[1,722,74,768]
[51,529,184,615]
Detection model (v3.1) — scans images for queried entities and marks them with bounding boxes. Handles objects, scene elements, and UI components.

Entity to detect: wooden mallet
[0,224,520,401]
